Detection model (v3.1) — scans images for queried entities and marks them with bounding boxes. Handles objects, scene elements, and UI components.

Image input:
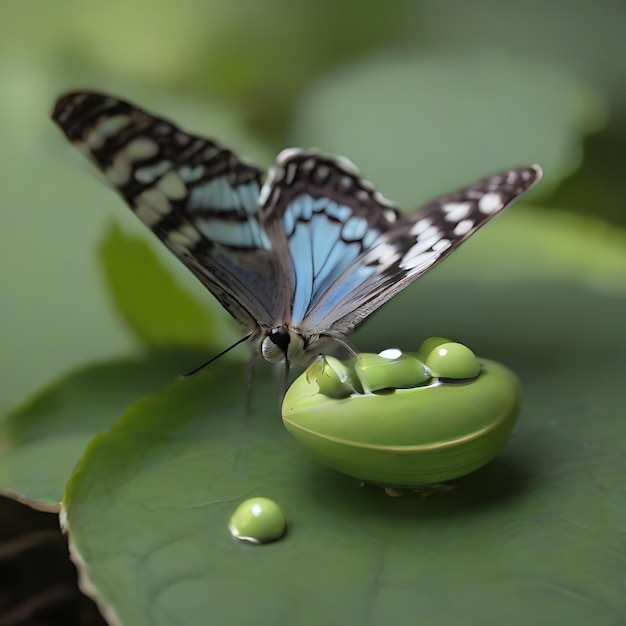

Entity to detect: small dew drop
[228,497,287,545]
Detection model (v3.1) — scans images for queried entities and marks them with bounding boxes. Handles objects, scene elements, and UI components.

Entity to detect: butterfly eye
[281,340,520,491]
[261,330,290,363]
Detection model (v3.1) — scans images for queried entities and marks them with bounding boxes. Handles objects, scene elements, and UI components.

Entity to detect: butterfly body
[52,92,542,368]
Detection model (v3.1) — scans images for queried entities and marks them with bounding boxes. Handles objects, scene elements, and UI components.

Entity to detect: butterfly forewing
[306,164,542,336]
[52,91,288,332]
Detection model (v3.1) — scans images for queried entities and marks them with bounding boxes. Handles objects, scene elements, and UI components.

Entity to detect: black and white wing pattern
[52,91,542,367]
[278,157,542,336]
[52,91,290,343]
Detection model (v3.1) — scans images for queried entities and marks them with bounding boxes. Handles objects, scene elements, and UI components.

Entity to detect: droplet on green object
[424,342,481,379]
[417,336,453,361]
[355,350,431,392]
[228,497,287,544]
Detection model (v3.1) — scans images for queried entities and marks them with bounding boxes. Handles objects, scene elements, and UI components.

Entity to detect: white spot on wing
[454,219,474,236]
[86,114,131,149]
[135,160,172,184]
[334,155,359,175]
[373,191,397,209]
[410,218,432,236]
[284,162,297,185]
[135,188,172,223]
[178,224,201,243]
[258,176,273,207]
[314,164,330,183]
[105,153,131,186]
[125,138,159,161]
[399,249,438,272]
[338,176,353,192]
[478,192,503,214]
[300,158,316,172]
[417,225,440,242]
[368,241,400,269]
[158,171,187,200]
[399,233,442,270]
[135,202,162,226]
[276,148,302,163]
[442,201,472,221]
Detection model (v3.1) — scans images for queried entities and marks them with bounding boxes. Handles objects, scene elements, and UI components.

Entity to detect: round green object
[416,336,453,360]
[424,342,482,379]
[228,497,287,544]
[282,350,520,487]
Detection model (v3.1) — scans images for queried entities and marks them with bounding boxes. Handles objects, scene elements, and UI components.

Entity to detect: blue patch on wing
[187,178,271,249]
[285,195,378,324]
[305,263,377,328]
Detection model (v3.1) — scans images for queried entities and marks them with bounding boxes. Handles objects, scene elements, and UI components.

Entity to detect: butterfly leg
[280,360,291,406]
[245,356,258,414]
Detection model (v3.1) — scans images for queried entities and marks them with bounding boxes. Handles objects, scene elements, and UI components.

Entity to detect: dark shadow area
[0,496,106,626]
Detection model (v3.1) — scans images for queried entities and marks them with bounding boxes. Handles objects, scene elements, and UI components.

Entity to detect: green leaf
[292,53,605,207]
[99,223,225,348]
[63,302,626,624]
[0,350,206,510]
[61,217,626,624]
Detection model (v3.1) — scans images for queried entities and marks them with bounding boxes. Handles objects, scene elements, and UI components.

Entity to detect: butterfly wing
[259,149,402,327]
[52,92,542,363]
[260,150,541,342]
[52,91,289,334]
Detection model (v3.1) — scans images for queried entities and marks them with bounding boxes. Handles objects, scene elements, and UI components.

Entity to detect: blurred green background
[1,0,625,415]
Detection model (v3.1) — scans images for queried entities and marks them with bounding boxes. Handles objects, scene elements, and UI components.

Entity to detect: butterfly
[52,91,542,377]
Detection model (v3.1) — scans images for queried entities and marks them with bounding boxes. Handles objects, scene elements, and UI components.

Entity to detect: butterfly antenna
[182,334,251,377]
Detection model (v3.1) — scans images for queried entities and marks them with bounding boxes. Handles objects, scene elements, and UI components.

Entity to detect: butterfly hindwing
[259,149,402,326]
[52,91,288,331]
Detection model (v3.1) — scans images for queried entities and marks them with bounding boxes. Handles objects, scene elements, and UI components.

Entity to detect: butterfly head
[261,326,308,365]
